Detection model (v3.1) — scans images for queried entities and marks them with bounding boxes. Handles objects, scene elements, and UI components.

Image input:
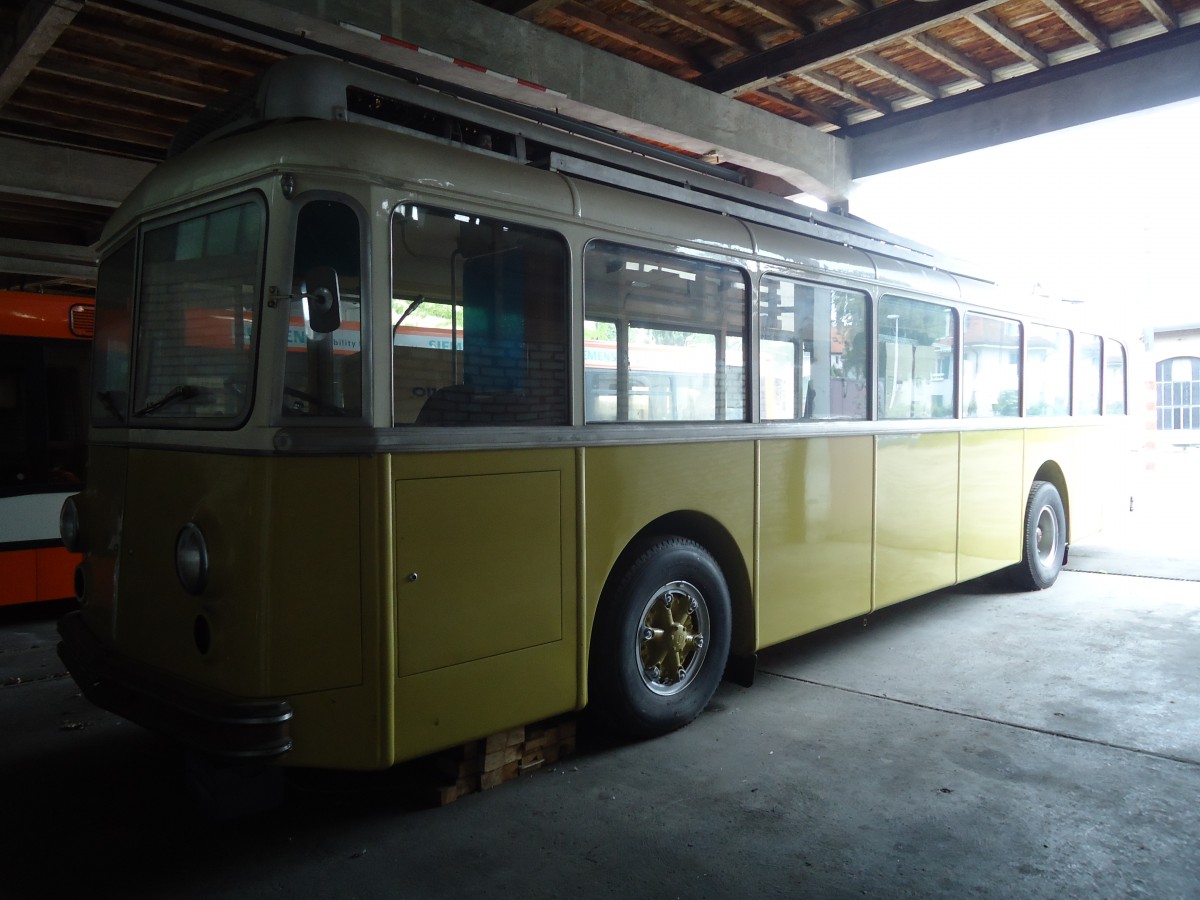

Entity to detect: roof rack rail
[177,55,990,282]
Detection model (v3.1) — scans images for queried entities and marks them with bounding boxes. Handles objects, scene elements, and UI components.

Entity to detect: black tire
[1011,480,1066,591]
[589,538,732,739]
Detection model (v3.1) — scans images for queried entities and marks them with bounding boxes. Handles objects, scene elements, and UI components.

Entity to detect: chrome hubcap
[637,581,710,696]
[1035,504,1059,566]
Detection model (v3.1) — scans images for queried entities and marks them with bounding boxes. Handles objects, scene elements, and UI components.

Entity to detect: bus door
[388,203,577,759]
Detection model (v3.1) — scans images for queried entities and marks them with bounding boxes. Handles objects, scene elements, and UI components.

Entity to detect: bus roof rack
[173,55,991,283]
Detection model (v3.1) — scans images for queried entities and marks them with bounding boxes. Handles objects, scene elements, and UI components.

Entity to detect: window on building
[1156,357,1200,430]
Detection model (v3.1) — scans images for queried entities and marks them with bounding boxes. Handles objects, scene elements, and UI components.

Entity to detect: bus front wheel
[1012,480,1066,591]
[590,538,731,739]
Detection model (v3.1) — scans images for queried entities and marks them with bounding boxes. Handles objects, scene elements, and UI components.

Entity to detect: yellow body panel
[73,425,1124,770]
[874,432,959,608]
[1023,424,1122,545]
[387,449,578,762]
[580,440,756,646]
[114,451,363,696]
[958,430,1025,581]
[394,470,563,677]
[757,436,873,646]
[76,448,392,769]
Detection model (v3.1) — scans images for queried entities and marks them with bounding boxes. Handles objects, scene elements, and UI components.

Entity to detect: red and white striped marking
[341,22,566,98]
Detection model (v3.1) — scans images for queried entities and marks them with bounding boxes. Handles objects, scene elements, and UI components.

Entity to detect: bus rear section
[0,292,92,607]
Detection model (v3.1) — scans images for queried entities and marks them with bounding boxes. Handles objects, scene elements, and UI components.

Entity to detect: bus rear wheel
[1011,480,1066,591]
[590,538,731,739]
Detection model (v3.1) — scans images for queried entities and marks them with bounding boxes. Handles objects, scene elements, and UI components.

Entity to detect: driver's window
[283,200,364,419]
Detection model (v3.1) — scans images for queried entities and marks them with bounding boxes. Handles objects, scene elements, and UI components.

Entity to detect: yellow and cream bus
[58,56,1128,771]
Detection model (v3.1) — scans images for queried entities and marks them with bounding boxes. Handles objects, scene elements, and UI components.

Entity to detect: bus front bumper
[57,611,294,761]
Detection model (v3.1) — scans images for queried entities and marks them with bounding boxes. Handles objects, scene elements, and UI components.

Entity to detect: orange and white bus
[0,291,92,607]
[57,57,1128,774]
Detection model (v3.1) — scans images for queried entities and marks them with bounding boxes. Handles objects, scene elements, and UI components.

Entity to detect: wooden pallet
[428,715,577,806]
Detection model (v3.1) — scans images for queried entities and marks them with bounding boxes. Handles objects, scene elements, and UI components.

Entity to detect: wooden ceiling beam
[856,50,942,100]
[734,0,815,36]
[552,2,711,74]
[1137,0,1178,30]
[903,33,993,85]
[801,70,893,114]
[692,0,1008,95]
[40,46,228,99]
[832,0,873,14]
[623,0,765,51]
[68,20,261,78]
[1040,0,1111,49]
[966,11,1050,68]
[0,0,83,105]
[755,85,848,129]
[487,0,569,15]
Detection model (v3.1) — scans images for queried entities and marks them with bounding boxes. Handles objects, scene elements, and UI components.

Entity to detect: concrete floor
[1,451,1197,899]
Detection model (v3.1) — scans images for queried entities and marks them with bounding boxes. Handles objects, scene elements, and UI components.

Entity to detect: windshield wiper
[134,384,202,416]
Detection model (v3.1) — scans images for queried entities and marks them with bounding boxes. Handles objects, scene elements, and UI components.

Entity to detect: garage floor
[2,452,1197,899]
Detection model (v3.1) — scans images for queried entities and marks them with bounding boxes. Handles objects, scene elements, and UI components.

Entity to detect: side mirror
[304,266,341,334]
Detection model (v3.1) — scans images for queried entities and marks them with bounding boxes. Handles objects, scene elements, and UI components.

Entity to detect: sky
[847,94,1200,338]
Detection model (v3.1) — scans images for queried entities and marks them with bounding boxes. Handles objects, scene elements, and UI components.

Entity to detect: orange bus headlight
[175,523,210,595]
[60,496,82,552]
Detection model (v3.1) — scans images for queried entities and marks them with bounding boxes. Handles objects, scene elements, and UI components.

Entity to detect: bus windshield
[94,197,265,426]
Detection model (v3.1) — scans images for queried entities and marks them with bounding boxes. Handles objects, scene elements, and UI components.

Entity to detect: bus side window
[390,205,568,426]
[759,276,868,422]
[879,296,957,420]
[0,363,24,484]
[1026,324,1071,416]
[583,242,748,423]
[963,312,1020,417]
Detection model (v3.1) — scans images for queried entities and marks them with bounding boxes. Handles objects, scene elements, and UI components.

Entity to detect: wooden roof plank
[755,84,849,128]
[1137,0,1179,28]
[904,32,994,84]
[552,2,711,74]
[966,10,1051,67]
[693,0,1010,95]
[623,0,764,51]
[1040,0,1112,48]
[856,49,943,99]
[801,69,894,113]
[734,0,815,35]
[506,0,571,16]
[39,52,218,107]
[0,0,84,105]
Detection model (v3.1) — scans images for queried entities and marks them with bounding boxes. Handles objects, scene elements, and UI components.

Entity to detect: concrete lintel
[0,136,153,207]
[214,0,850,202]
[849,27,1200,178]
[392,0,850,201]
[0,237,97,279]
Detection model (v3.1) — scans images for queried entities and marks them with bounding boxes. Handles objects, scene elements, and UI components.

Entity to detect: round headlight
[60,495,82,552]
[175,523,209,595]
